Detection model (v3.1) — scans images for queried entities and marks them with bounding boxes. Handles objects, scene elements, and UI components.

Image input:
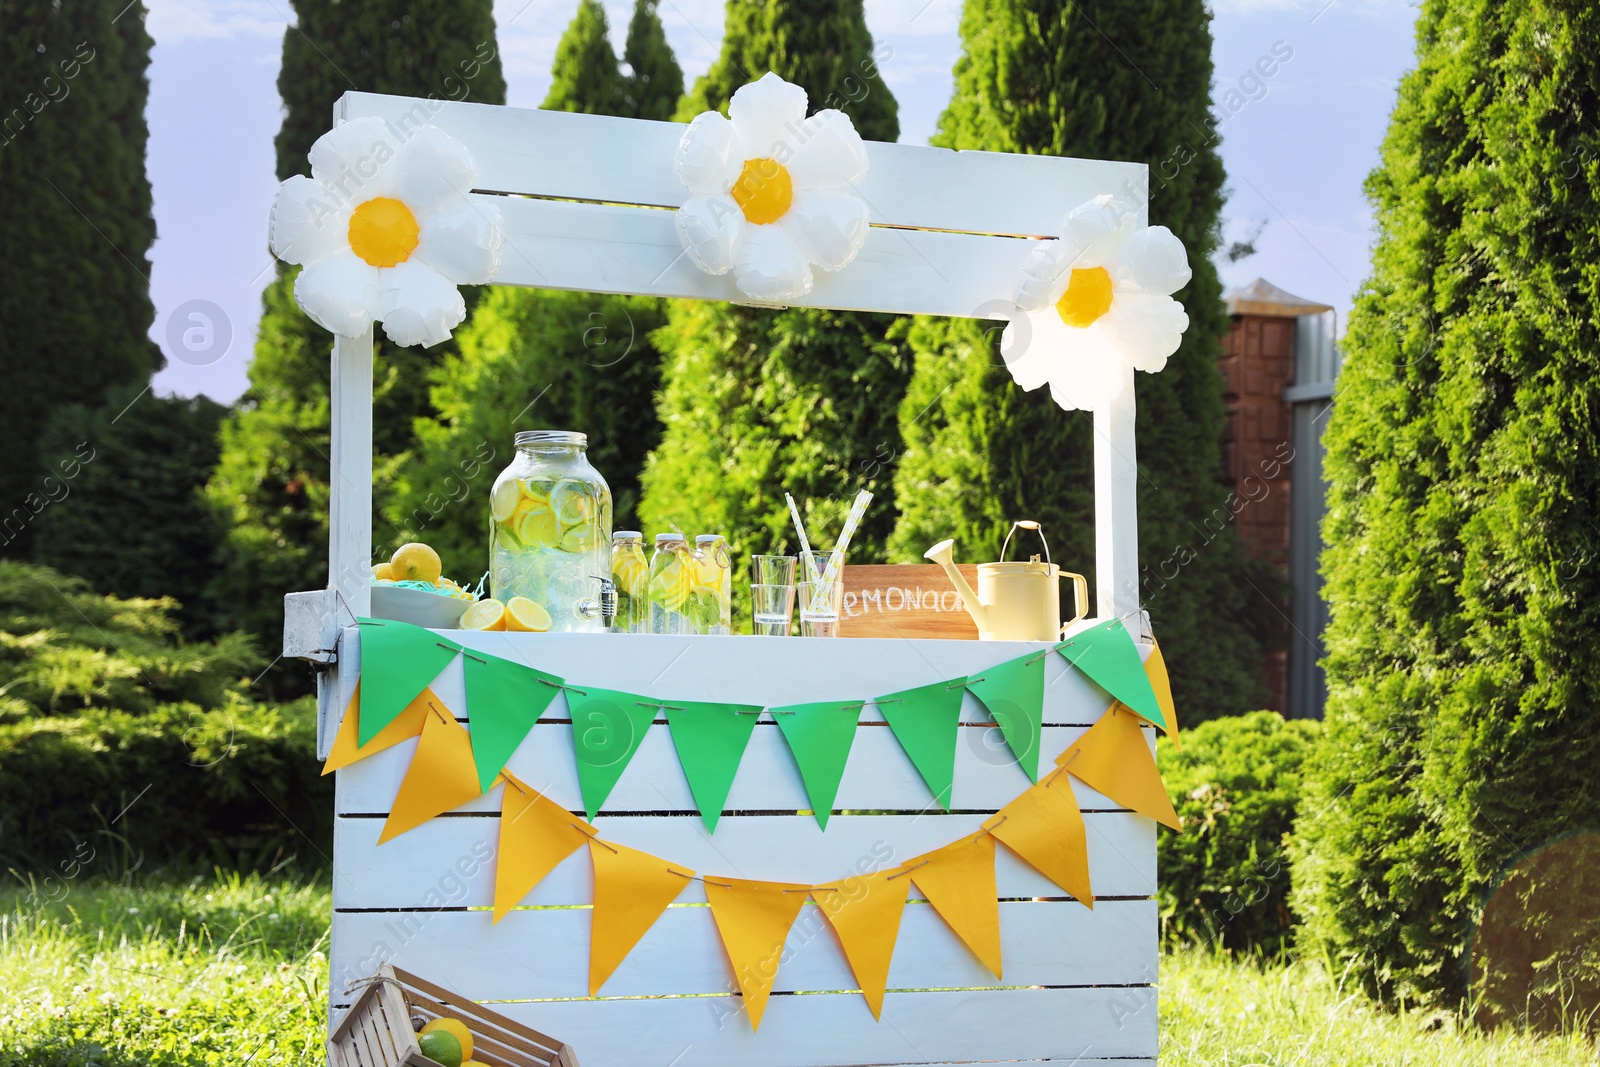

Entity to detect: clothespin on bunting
[463,651,562,792]
[663,701,764,832]
[378,702,485,843]
[1054,617,1167,731]
[905,831,1003,980]
[772,701,864,829]
[875,679,967,810]
[966,653,1047,782]
[813,869,912,1020]
[588,840,693,996]
[566,687,657,820]
[355,618,462,745]
[492,773,594,922]
[984,768,1093,907]
[1059,704,1181,829]
[704,878,811,1030]
[321,681,435,775]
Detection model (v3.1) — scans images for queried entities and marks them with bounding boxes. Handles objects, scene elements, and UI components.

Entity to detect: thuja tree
[1291,0,1600,1015]
[888,0,1274,723]
[390,0,683,558]
[639,0,908,567]
[206,0,504,644]
[0,0,161,557]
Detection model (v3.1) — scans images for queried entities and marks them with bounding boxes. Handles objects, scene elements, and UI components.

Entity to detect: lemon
[505,596,553,632]
[490,480,519,524]
[612,548,648,598]
[372,562,394,582]
[416,1029,463,1067]
[519,478,552,506]
[517,506,561,549]
[420,1019,473,1062]
[460,598,507,631]
[649,557,693,613]
[391,542,442,585]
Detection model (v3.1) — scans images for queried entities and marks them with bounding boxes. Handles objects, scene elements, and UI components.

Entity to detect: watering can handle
[1058,572,1089,636]
[1001,520,1050,564]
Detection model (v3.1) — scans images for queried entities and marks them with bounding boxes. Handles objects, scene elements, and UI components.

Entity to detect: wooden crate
[330,964,579,1067]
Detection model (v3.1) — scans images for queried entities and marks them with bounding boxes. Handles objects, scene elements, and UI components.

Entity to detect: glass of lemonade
[488,431,613,633]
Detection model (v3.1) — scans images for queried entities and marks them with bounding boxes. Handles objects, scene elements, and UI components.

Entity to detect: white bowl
[369,585,472,629]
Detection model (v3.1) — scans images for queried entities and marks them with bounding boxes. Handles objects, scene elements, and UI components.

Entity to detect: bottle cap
[695,534,723,545]
[655,532,685,545]
[612,530,643,540]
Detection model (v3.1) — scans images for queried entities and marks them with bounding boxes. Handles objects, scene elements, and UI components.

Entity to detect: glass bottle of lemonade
[610,531,649,633]
[488,431,613,632]
[647,533,695,635]
[691,534,732,635]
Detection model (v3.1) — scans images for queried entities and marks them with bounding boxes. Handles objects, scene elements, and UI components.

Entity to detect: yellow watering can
[924,520,1089,641]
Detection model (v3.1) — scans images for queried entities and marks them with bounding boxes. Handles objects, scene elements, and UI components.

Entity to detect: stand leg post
[329,326,374,620]
[1094,365,1141,622]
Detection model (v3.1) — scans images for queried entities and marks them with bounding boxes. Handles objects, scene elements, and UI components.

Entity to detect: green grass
[0,871,1593,1066]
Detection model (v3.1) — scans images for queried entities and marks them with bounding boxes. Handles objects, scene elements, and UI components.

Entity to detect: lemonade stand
[281,75,1183,1067]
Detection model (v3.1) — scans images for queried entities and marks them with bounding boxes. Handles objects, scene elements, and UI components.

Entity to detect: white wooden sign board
[312,90,1158,1066]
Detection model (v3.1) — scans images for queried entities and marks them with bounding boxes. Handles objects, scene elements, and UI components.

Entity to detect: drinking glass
[797,578,846,638]
[749,555,797,636]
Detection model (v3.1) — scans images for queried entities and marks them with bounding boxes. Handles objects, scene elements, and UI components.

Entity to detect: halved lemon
[506,596,552,632]
[460,598,507,631]
[517,506,561,549]
[490,480,520,524]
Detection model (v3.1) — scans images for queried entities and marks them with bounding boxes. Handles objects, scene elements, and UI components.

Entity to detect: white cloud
[145,0,286,44]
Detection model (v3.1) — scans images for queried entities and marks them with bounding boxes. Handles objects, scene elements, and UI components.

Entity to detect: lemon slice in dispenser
[517,506,562,550]
[490,480,519,524]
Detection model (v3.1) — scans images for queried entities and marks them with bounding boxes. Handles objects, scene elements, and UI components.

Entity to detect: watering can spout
[924,538,987,631]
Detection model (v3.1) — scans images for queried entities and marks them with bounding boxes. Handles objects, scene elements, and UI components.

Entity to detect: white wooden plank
[488,194,1026,317]
[328,898,1155,1001]
[336,92,1146,239]
[328,327,373,620]
[347,628,1135,725]
[329,811,1156,909]
[333,720,1137,816]
[1094,364,1142,620]
[332,987,1158,1067]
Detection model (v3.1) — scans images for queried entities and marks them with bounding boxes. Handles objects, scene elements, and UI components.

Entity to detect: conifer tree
[621,0,684,120]
[888,0,1274,723]
[1291,0,1600,1014]
[543,0,625,114]
[207,1,504,643]
[0,0,161,557]
[640,0,907,568]
[389,0,683,559]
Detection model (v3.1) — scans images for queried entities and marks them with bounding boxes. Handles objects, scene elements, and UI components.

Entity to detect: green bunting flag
[664,702,763,831]
[568,687,658,820]
[772,701,863,829]
[356,619,461,746]
[877,679,966,810]
[463,653,562,793]
[1056,619,1166,730]
[966,652,1046,782]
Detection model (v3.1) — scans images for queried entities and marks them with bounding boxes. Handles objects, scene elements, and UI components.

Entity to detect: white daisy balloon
[269,117,503,347]
[1000,194,1192,411]
[674,72,871,304]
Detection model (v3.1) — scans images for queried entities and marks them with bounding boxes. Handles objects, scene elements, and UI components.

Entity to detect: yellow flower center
[347,196,420,267]
[731,157,793,225]
[1055,266,1114,328]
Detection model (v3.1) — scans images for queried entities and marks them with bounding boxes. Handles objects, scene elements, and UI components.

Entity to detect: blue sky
[142,0,1421,401]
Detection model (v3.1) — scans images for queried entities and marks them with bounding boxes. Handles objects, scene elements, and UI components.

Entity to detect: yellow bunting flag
[589,840,692,996]
[985,770,1093,907]
[704,878,810,1030]
[909,833,1002,980]
[492,773,594,923]
[378,706,485,844]
[321,682,434,775]
[813,869,912,1020]
[1144,639,1180,748]
[1059,704,1181,830]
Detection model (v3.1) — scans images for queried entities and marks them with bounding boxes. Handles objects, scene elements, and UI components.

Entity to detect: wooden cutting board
[837,564,980,640]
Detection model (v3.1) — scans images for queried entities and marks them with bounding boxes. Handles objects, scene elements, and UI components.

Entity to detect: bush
[0,698,330,872]
[1158,711,1320,956]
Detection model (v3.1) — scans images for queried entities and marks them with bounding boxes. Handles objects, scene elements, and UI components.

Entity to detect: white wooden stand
[299,90,1157,1066]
